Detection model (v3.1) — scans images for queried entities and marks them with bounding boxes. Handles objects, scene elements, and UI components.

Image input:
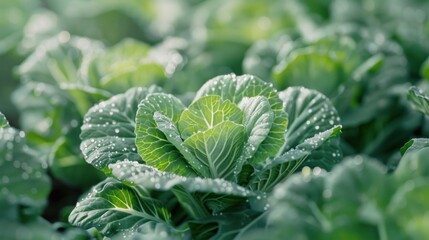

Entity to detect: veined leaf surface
[109,160,254,197]
[280,87,342,169]
[69,178,172,237]
[178,95,243,140]
[183,121,245,180]
[80,86,161,171]
[135,93,196,176]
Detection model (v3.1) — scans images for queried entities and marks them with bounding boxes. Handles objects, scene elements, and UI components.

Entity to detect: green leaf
[395,147,429,182]
[0,127,51,220]
[81,87,161,171]
[249,110,288,164]
[195,74,287,163]
[69,178,172,237]
[18,34,104,86]
[0,112,8,128]
[109,160,254,197]
[249,126,341,192]
[178,96,243,140]
[273,48,343,96]
[135,93,196,176]
[407,86,429,116]
[241,158,383,240]
[279,87,342,169]
[189,207,261,240]
[88,38,167,94]
[153,112,199,168]
[51,137,104,188]
[238,96,274,161]
[324,157,391,222]
[400,138,429,156]
[195,74,283,111]
[183,121,245,180]
[388,180,429,239]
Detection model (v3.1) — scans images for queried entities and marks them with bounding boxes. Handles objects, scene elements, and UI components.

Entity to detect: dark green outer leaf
[249,126,341,192]
[280,87,340,151]
[69,178,172,237]
[280,87,342,169]
[135,93,196,176]
[407,86,429,116]
[189,207,261,240]
[109,160,255,197]
[80,86,161,171]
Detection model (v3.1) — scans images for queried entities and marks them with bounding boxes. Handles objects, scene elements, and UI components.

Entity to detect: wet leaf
[81,87,161,171]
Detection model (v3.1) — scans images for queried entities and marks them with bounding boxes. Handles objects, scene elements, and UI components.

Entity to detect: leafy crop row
[1,0,429,239]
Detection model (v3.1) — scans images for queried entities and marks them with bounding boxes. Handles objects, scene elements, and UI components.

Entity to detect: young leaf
[238,96,274,161]
[249,110,288,164]
[178,96,243,139]
[153,112,201,175]
[135,93,196,176]
[80,87,161,171]
[69,178,172,237]
[109,160,254,197]
[195,74,287,163]
[183,121,246,180]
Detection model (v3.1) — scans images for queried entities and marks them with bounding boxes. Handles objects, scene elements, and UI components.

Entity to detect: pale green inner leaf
[183,121,246,180]
[178,95,243,140]
[135,93,196,176]
[238,96,274,161]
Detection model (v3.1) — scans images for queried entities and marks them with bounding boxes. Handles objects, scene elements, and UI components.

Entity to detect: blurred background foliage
[1,0,429,238]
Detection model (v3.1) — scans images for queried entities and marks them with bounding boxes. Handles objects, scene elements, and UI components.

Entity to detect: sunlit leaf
[135,93,196,176]
[183,121,245,180]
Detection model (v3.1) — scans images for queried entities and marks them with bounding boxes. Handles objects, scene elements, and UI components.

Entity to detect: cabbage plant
[69,74,341,239]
